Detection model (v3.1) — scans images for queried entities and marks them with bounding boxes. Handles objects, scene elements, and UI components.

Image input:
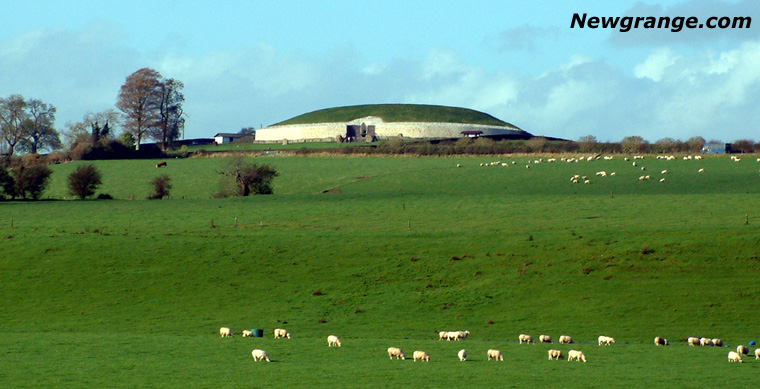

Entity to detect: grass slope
[2,154,760,386]
[273,103,521,128]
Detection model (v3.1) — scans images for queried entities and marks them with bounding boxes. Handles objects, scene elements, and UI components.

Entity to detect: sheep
[327,335,342,347]
[755,348,760,359]
[388,347,405,360]
[220,327,233,337]
[559,335,574,344]
[273,328,291,339]
[728,351,743,363]
[539,335,553,343]
[661,170,668,174]
[654,337,668,346]
[156,161,167,168]
[687,337,700,346]
[712,338,723,347]
[446,331,459,341]
[632,162,637,167]
[698,168,705,173]
[584,179,590,184]
[456,163,461,167]
[598,335,615,345]
[519,334,534,344]
[737,345,749,355]
[458,330,470,340]
[700,337,712,347]
[568,350,587,362]
[439,331,448,340]
[659,178,665,183]
[413,350,430,362]
[241,330,253,338]
[487,349,503,361]
[251,349,270,362]
[458,349,467,361]
[548,349,563,360]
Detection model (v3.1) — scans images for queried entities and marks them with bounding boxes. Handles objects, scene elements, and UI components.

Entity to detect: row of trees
[0,67,185,160]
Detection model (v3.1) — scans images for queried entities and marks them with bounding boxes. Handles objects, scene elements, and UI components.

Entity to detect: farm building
[254,104,530,143]
[214,133,247,144]
[701,143,731,154]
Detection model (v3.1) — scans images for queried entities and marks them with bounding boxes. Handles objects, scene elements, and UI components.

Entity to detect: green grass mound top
[273,104,521,129]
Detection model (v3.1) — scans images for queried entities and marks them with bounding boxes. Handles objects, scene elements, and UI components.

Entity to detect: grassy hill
[272,103,522,129]
[2,154,760,386]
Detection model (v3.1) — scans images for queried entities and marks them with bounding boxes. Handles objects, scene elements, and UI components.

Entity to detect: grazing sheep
[242,330,253,338]
[737,345,749,355]
[446,331,459,341]
[388,347,405,360]
[519,334,534,344]
[413,350,430,362]
[156,161,167,168]
[220,327,233,337]
[755,348,760,359]
[659,178,665,183]
[654,337,668,346]
[700,337,712,347]
[698,168,705,173]
[327,335,342,347]
[487,349,504,361]
[548,349,563,360]
[598,336,615,345]
[559,335,574,344]
[273,328,291,339]
[728,351,743,363]
[568,350,587,362]
[539,335,553,343]
[458,349,467,361]
[661,170,667,174]
[439,331,448,340]
[687,337,700,346]
[251,349,270,362]
[712,339,723,347]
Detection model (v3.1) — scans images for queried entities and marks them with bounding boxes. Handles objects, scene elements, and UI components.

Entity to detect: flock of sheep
[221,326,760,365]
[465,153,760,186]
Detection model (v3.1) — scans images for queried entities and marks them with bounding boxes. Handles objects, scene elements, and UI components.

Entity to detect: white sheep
[700,337,712,347]
[446,331,459,341]
[388,347,405,360]
[728,351,743,363]
[251,349,270,362]
[659,178,665,183]
[687,337,700,346]
[548,349,563,360]
[273,328,291,339]
[519,334,534,344]
[661,170,668,174]
[241,330,253,338]
[458,349,467,361]
[559,335,574,344]
[698,168,705,173]
[487,349,504,361]
[712,338,723,347]
[539,335,553,343]
[598,335,615,345]
[737,345,749,355]
[439,331,447,340]
[654,336,668,346]
[755,348,760,359]
[327,335,342,347]
[413,350,430,362]
[568,350,587,362]
[220,327,233,337]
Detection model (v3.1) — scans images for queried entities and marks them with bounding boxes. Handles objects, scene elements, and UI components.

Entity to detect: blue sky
[1,0,758,142]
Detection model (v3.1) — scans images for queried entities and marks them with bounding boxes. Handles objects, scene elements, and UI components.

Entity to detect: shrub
[217,156,278,197]
[8,158,52,200]
[148,175,172,199]
[67,164,102,199]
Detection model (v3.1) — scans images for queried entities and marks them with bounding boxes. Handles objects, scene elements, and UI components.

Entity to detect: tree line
[0,67,185,161]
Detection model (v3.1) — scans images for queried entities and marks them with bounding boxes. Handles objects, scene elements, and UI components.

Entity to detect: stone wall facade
[255,116,526,142]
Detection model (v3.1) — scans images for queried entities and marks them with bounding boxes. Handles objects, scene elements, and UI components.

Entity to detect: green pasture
[2,154,760,387]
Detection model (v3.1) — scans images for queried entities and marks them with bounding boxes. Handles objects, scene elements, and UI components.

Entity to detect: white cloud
[634,48,680,81]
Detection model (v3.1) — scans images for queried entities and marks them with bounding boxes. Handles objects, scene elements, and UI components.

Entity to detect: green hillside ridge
[272,103,522,129]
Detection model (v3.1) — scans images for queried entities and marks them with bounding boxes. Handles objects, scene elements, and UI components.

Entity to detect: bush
[148,175,172,199]
[67,164,102,199]
[217,156,278,197]
[8,158,52,200]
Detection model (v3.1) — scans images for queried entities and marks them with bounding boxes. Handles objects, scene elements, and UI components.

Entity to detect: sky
[1,0,758,142]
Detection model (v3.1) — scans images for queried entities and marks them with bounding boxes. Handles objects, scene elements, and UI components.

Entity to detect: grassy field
[2,154,760,387]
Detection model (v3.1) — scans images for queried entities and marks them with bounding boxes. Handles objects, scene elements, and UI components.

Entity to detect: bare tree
[620,135,649,154]
[152,78,185,151]
[116,68,162,150]
[685,136,706,152]
[0,95,28,157]
[577,135,597,152]
[20,99,60,154]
